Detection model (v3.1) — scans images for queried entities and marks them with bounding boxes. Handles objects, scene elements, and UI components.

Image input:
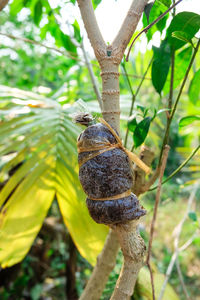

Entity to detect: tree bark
[0,0,9,11]
[79,229,119,300]
[77,0,149,299]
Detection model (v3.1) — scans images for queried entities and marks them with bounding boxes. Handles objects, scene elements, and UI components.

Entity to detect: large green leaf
[166,12,200,50]
[179,115,200,128]
[189,69,200,104]
[143,1,169,41]
[152,40,171,94]
[133,117,151,148]
[163,46,192,95]
[0,86,108,268]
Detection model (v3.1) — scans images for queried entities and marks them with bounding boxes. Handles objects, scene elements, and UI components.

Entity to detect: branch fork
[76,1,149,299]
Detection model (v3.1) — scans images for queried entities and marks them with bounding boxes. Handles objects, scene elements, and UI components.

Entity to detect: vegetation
[0,0,200,299]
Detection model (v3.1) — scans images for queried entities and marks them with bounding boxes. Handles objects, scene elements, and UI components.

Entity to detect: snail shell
[78,122,146,225]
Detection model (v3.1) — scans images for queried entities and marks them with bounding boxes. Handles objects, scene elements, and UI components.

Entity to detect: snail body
[77,117,146,225]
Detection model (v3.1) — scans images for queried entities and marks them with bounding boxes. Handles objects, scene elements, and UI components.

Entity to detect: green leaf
[128,116,137,132]
[0,86,108,267]
[59,32,77,54]
[179,115,200,128]
[189,69,200,104]
[72,20,82,43]
[92,0,102,9]
[137,104,146,113]
[167,12,200,50]
[188,211,197,222]
[163,46,192,95]
[133,117,151,148]
[144,2,155,24]
[157,0,171,7]
[10,0,24,16]
[135,267,179,300]
[172,31,193,45]
[152,40,171,94]
[33,0,43,26]
[142,1,169,41]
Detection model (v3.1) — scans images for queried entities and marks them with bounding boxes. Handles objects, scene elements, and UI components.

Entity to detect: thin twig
[80,43,102,109]
[158,183,198,300]
[175,258,191,300]
[112,0,149,63]
[119,72,151,80]
[126,0,183,61]
[149,144,200,191]
[146,145,170,300]
[0,32,78,60]
[124,58,153,147]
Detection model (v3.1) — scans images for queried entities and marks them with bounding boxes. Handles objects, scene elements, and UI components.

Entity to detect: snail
[75,113,148,225]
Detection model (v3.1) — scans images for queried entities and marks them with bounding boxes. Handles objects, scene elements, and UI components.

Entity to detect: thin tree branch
[112,0,149,63]
[119,72,151,80]
[77,0,106,61]
[126,0,183,61]
[0,32,78,60]
[110,221,146,300]
[175,258,191,300]
[158,183,198,300]
[80,43,103,109]
[0,0,9,11]
[146,145,170,300]
[79,229,119,300]
[123,58,153,147]
[149,144,200,191]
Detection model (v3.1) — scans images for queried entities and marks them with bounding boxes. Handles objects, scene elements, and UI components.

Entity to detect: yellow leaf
[135,267,180,300]
[0,157,55,268]
[56,159,108,266]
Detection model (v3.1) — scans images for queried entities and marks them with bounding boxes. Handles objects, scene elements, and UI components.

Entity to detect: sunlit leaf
[179,115,200,128]
[73,20,82,43]
[142,1,169,41]
[56,159,108,266]
[134,267,179,300]
[172,31,193,45]
[0,160,55,268]
[0,86,108,268]
[10,0,24,16]
[92,0,102,9]
[189,69,200,104]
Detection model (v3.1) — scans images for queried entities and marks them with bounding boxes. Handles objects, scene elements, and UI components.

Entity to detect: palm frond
[0,86,108,268]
